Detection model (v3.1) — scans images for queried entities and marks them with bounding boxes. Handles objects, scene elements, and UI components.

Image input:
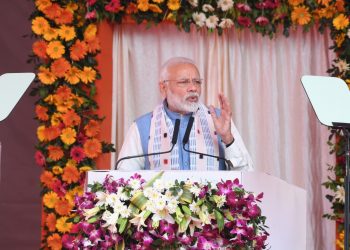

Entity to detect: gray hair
[159,57,198,82]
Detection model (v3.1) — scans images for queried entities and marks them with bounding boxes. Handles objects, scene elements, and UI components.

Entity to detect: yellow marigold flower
[84,24,97,41]
[335,33,345,47]
[62,165,80,184]
[37,125,46,141]
[56,216,72,233]
[60,127,77,145]
[38,66,57,85]
[32,16,50,35]
[79,66,96,84]
[138,0,149,11]
[65,186,83,205]
[50,113,61,126]
[43,191,59,209]
[167,0,180,11]
[288,0,304,6]
[333,14,349,30]
[46,40,65,59]
[43,27,58,41]
[47,233,62,250]
[58,25,76,41]
[291,6,312,25]
[79,166,92,172]
[52,165,63,175]
[149,4,162,13]
[35,0,52,12]
[66,2,79,11]
[66,159,77,168]
[44,94,55,104]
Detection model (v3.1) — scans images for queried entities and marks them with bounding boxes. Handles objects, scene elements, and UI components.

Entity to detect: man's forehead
[167,63,200,76]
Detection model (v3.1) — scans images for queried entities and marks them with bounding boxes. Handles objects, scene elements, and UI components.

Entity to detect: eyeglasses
[163,78,204,87]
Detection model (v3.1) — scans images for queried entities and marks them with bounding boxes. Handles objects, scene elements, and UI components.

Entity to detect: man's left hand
[209,93,234,145]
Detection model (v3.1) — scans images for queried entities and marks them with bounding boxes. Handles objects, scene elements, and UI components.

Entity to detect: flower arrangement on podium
[62,171,268,249]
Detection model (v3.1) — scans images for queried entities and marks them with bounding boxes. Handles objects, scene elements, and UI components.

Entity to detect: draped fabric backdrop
[112,23,335,249]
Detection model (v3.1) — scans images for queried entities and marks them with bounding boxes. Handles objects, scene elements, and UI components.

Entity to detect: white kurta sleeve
[115,122,145,170]
[224,120,254,171]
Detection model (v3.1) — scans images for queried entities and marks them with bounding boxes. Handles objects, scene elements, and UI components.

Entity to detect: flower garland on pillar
[30,0,349,249]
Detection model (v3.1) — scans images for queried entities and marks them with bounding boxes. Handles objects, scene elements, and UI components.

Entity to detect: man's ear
[159,81,167,98]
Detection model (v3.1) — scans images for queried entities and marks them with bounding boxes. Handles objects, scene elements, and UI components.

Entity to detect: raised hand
[209,93,234,145]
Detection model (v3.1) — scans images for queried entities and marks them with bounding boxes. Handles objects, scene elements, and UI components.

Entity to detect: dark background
[0,1,41,249]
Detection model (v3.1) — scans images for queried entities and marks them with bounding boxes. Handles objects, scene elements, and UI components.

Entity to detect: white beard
[167,91,200,113]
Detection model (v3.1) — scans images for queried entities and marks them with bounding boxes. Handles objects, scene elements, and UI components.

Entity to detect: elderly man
[117,57,253,171]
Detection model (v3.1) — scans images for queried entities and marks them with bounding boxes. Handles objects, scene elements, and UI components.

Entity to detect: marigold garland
[30,0,349,248]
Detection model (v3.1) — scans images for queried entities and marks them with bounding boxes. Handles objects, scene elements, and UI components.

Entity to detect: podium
[86,170,306,249]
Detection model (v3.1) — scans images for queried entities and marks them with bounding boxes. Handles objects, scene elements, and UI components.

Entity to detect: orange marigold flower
[62,165,80,184]
[61,110,81,127]
[35,105,49,121]
[54,199,73,216]
[85,37,101,54]
[55,9,74,25]
[137,0,149,11]
[333,14,349,30]
[58,25,76,41]
[55,85,72,101]
[56,216,72,233]
[52,165,63,175]
[60,127,77,145]
[79,66,96,84]
[79,166,93,172]
[47,233,62,250]
[126,3,138,14]
[316,0,330,6]
[167,0,180,11]
[288,0,304,6]
[153,0,164,3]
[43,3,62,20]
[48,145,64,161]
[35,0,52,12]
[65,186,83,205]
[70,40,87,61]
[43,191,59,209]
[318,6,336,19]
[335,0,345,12]
[44,126,61,141]
[32,16,50,35]
[47,40,65,59]
[66,2,79,11]
[84,24,97,41]
[56,100,75,113]
[51,58,71,78]
[149,4,162,13]
[43,27,58,41]
[65,66,81,85]
[336,33,345,47]
[40,171,56,188]
[32,40,48,59]
[46,213,56,232]
[38,66,57,85]
[84,120,101,137]
[291,6,312,25]
[84,138,102,158]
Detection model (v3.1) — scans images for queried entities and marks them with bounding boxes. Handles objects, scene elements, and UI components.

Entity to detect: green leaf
[117,217,128,234]
[214,209,224,232]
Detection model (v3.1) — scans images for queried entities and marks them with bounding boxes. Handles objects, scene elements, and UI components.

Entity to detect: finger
[209,105,218,121]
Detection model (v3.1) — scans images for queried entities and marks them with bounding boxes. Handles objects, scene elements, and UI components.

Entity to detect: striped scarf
[148,102,219,170]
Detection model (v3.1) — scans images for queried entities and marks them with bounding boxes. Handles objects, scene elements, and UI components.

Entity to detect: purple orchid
[197,236,219,249]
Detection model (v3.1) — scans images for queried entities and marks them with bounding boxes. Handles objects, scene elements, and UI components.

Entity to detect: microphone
[114,119,181,170]
[182,116,233,170]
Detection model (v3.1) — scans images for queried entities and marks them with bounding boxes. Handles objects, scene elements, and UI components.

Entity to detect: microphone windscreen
[171,119,180,145]
[182,116,194,145]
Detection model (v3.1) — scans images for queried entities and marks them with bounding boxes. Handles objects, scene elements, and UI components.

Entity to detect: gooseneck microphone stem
[115,119,180,170]
[182,116,233,170]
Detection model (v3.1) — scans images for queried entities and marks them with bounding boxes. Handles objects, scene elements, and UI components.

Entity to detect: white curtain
[112,23,336,249]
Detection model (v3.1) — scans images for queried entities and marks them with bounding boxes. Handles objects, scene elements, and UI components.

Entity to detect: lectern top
[0,73,35,122]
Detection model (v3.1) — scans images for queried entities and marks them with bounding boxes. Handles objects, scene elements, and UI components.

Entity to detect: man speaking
[116,57,253,171]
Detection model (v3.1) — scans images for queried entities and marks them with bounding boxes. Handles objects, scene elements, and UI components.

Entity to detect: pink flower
[235,3,251,13]
[237,16,252,28]
[217,180,234,195]
[197,236,219,249]
[35,150,45,167]
[256,0,279,10]
[70,146,85,163]
[255,16,269,26]
[85,10,96,20]
[105,0,123,13]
